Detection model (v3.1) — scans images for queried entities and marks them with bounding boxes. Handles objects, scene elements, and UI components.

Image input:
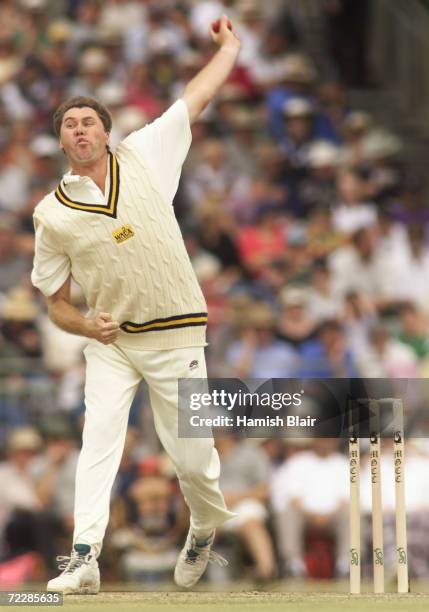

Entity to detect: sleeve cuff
[31,269,70,297]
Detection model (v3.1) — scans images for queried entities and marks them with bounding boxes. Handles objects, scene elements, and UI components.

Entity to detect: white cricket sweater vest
[33,144,207,350]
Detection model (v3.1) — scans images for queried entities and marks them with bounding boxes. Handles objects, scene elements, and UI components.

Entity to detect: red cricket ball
[212,19,232,33]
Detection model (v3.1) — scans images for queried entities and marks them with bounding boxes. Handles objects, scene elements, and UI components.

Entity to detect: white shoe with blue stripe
[174,530,227,588]
[47,544,100,595]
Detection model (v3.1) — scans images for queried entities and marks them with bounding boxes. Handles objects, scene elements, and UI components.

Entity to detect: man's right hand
[210,14,240,50]
[88,312,120,345]
[46,277,121,343]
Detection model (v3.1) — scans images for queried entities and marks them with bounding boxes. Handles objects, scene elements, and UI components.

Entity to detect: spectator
[186,138,237,210]
[0,142,30,213]
[271,439,349,578]
[0,428,43,561]
[331,169,377,236]
[316,80,348,143]
[125,62,164,120]
[340,111,372,165]
[30,418,79,561]
[98,0,146,37]
[397,302,429,360]
[250,19,298,89]
[29,135,62,192]
[360,130,402,200]
[226,142,289,224]
[279,97,317,168]
[69,2,102,55]
[356,325,420,378]
[234,1,265,72]
[329,227,381,301]
[298,140,340,215]
[298,319,359,378]
[277,287,316,347]
[342,291,376,355]
[217,436,276,580]
[197,199,241,271]
[236,205,287,277]
[1,288,42,360]
[307,206,344,259]
[190,0,237,44]
[111,476,185,583]
[395,225,429,311]
[265,53,317,140]
[306,261,343,323]
[227,302,298,378]
[68,47,114,99]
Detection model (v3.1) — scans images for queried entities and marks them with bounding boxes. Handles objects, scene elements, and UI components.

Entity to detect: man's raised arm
[182,14,241,124]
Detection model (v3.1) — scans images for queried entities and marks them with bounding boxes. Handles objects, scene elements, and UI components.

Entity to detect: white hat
[116,106,148,136]
[237,0,263,18]
[343,111,372,132]
[361,130,402,160]
[47,19,72,43]
[3,287,39,321]
[80,48,109,72]
[192,253,221,283]
[30,135,58,157]
[7,427,42,452]
[148,32,175,56]
[283,98,314,118]
[280,287,308,307]
[307,140,340,168]
[0,57,21,84]
[20,0,47,9]
[97,82,126,107]
[277,54,317,84]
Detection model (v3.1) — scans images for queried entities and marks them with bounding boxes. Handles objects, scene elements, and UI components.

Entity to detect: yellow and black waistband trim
[120,312,208,334]
[54,152,120,218]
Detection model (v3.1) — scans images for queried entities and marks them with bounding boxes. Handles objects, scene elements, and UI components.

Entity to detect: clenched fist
[88,312,120,345]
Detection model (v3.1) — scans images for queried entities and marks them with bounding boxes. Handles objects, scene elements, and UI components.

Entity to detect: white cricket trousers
[73,340,235,556]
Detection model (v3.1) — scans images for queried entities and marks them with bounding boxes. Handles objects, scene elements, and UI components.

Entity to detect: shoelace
[185,547,228,567]
[56,553,89,574]
[207,550,228,567]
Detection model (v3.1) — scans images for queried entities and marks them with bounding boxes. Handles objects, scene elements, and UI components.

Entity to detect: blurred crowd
[1,0,429,587]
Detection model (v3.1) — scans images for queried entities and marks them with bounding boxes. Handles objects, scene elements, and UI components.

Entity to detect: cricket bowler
[31,15,240,594]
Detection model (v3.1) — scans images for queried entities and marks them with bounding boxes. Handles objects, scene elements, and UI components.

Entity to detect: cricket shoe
[174,530,228,588]
[47,544,100,595]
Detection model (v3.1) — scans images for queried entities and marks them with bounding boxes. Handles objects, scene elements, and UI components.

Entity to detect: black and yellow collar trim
[120,312,208,334]
[54,152,120,218]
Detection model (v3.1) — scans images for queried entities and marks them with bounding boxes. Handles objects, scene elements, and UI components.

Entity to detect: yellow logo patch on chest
[112,224,135,244]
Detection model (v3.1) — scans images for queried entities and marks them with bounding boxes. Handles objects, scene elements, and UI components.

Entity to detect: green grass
[14,582,429,612]
[58,591,429,612]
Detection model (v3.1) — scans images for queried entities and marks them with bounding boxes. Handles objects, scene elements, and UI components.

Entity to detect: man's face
[59,106,109,166]
[285,116,312,144]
